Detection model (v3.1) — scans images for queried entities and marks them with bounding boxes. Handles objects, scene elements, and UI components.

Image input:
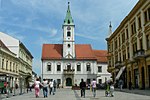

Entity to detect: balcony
[115,61,122,68]
[133,49,145,60]
[63,69,75,75]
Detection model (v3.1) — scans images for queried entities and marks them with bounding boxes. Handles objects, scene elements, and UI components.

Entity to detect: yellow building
[106,0,150,89]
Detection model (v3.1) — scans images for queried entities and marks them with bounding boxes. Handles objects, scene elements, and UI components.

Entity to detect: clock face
[67,26,71,30]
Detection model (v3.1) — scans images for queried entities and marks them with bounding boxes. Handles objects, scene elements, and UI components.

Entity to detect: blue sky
[0,0,138,75]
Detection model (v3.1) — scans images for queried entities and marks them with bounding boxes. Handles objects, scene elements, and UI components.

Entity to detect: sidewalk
[0,88,26,100]
[115,88,150,96]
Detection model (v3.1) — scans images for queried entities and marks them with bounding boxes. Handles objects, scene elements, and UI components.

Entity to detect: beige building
[0,40,19,90]
[0,32,33,93]
[106,0,150,89]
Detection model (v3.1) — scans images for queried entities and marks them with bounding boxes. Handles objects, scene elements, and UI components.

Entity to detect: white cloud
[76,33,99,40]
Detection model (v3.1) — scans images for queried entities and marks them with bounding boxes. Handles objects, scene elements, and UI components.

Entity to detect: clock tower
[62,2,75,59]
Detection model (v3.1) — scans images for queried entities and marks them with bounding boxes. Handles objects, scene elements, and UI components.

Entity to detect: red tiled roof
[42,44,62,60]
[42,44,107,62]
[42,44,96,60]
[75,44,96,60]
[93,50,108,63]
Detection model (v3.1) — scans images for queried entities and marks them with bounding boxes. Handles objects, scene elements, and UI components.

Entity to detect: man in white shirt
[91,79,97,97]
[42,79,48,98]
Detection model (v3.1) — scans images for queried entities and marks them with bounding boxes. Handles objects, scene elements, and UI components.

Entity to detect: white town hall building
[41,2,111,87]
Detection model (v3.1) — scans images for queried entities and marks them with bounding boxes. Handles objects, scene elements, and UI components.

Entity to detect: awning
[115,66,126,80]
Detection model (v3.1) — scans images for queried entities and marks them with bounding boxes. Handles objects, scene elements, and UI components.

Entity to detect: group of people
[34,78,57,98]
[79,78,97,98]
[80,78,115,98]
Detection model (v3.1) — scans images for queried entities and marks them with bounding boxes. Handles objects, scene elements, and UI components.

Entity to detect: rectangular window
[122,33,125,43]
[6,61,8,70]
[138,16,141,29]
[77,64,81,71]
[57,65,61,71]
[144,11,148,23]
[118,36,120,46]
[123,50,126,61]
[140,39,143,50]
[13,63,15,72]
[146,35,150,49]
[2,59,4,69]
[98,66,102,72]
[127,47,130,59]
[126,28,129,39]
[115,40,117,49]
[148,8,150,21]
[10,62,12,71]
[131,22,136,35]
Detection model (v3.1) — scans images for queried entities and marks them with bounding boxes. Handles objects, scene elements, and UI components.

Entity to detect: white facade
[41,3,111,87]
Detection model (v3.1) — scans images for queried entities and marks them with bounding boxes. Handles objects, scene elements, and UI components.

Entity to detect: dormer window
[67,31,71,37]
[68,20,70,24]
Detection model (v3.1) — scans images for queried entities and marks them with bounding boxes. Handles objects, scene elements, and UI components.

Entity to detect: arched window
[67,31,71,37]
[86,63,91,71]
[68,44,70,48]
[67,63,71,71]
[47,62,51,71]
[68,20,70,24]
[77,63,81,71]
[57,62,61,71]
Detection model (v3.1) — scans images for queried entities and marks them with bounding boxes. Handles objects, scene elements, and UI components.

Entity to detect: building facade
[0,32,33,91]
[41,3,111,87]
[0,40,19,91]
[106,0,150,89]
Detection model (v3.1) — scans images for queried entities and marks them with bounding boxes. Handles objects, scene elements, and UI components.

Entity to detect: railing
[133,49,145,59]
[115,61,122,68]
[63,69,75,74]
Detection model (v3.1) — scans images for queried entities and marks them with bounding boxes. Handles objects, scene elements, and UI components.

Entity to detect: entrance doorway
[134,69,139,88]
[148,65,150,88]
[141,67,145,89]
[66,78,72,86]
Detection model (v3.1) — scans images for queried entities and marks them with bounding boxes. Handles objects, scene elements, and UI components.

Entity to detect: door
[66,78,72,86]
[141,67,145,89]
[148,65,150,88]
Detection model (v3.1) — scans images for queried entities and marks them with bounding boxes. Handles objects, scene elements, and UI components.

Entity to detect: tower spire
[64,2,74,25]
[107,21,112,38]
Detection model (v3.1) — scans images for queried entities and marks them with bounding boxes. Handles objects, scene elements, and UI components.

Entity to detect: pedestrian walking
[29,82,32,92]
[105,81,110,97]
[91,79,97,97]
[109,81,114,97]
[34,78,42,98]
[79,79,86,98]
[53,80,57,94]
[49,80,54,95]
[42,79,48,98]
[119,79,123,91]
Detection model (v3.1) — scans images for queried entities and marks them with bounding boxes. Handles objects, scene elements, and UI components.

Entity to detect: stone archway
[66,78,72,86]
